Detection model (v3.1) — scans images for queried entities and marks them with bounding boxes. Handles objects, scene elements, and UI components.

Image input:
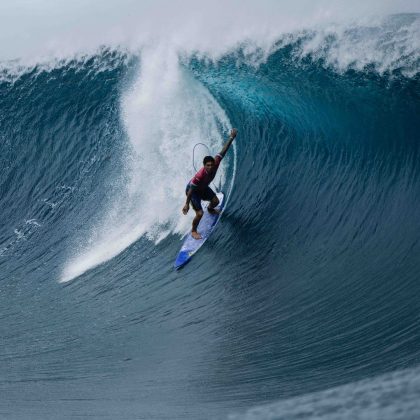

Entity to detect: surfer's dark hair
[203,156,215,165]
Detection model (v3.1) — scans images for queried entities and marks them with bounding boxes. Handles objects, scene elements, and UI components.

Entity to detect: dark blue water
[1,16,420,420]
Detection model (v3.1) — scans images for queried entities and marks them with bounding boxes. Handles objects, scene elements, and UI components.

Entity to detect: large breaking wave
[0,10,419,420]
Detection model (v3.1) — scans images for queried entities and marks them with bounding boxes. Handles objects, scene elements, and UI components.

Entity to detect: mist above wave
[1,1,419,65]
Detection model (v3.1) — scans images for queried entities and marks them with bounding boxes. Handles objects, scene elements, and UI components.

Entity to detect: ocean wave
[1,12,419,419]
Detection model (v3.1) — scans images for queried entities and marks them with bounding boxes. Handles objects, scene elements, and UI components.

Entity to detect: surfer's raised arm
[219,128,237,157]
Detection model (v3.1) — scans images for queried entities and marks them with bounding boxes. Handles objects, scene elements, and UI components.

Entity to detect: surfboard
[174,192,225,269]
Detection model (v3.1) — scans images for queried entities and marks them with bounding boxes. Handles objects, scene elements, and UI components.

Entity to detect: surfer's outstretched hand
[182,204,189,215]
[230,128,237,138]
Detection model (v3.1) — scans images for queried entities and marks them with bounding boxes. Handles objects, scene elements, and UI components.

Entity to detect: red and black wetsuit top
[189,154,223,191]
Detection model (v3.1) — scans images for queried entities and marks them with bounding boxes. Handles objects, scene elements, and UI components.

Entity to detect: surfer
[182,128,237,239]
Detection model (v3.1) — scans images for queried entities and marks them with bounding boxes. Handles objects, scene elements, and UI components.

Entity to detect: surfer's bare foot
[208,207,220,215]
[191,231,202,240]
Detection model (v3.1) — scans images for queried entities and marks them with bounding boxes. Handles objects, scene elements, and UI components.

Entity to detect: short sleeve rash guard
[190,154,223,190]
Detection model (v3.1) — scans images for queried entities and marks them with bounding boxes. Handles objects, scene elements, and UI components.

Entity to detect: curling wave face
[0,12,419,420]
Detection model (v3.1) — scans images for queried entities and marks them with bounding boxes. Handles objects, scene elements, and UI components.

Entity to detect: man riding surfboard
[182,128,238,240]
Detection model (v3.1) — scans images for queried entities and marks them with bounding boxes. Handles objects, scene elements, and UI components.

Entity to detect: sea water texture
[1,1,420,419]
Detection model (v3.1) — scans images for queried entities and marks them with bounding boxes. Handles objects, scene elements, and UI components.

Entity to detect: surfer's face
[204,161,215,172]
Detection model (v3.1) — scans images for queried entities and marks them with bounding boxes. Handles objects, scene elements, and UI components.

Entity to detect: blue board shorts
[185,183,216,211]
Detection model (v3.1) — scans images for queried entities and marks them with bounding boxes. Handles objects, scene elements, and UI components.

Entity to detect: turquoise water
[1,14,419,420]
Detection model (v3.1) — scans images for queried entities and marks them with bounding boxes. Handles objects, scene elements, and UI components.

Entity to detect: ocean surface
[1,11,420,420]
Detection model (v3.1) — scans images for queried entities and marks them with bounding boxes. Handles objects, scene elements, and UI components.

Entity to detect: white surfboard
[174,192,224,269]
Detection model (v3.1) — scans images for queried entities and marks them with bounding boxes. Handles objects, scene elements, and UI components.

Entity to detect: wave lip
[294,14,420,76]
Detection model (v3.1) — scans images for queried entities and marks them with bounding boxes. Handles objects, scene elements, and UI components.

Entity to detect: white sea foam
[1,1,419,66]
[295,14,420,76]
[60,44,231,282]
